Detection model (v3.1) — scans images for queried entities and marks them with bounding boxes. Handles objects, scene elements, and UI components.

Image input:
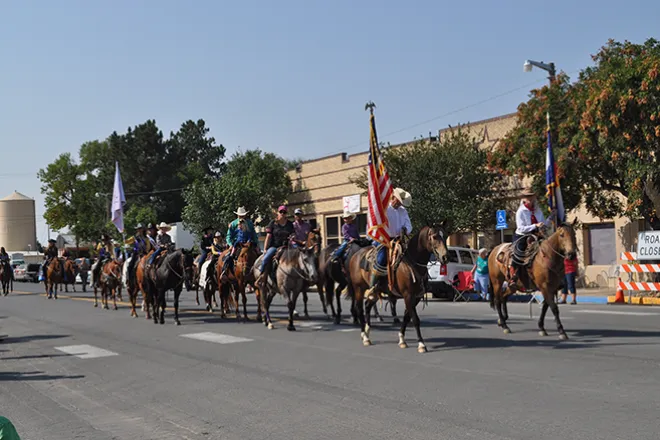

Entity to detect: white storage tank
[0,191,37,251]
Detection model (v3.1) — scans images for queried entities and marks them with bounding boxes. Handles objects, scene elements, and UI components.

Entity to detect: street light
[523,59,556,84]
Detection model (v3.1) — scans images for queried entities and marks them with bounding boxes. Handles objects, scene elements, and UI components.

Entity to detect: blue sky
[1,0,658,243]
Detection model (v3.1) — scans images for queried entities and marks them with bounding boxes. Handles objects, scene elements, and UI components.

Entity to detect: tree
[490,38,660,229]
[182,149,292,234]
[351,128,506,235]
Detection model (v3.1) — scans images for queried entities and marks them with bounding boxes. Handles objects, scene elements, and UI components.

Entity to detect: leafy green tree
[182,149,292,234]
[490,38,660,229]
[351,128,506,235]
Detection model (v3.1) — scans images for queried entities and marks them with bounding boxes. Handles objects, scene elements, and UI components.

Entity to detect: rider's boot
[364,270,382,301]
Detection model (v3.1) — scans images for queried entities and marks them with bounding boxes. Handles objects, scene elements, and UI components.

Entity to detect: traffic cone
[613,278,625,304]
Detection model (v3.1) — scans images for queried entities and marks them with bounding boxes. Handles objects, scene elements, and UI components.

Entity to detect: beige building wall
[288,113,638,287]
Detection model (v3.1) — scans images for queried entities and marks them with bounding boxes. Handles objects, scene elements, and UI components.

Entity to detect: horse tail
[488,278,495,310]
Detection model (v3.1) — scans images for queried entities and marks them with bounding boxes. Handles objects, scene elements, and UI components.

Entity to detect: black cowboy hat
[48,239,56,244]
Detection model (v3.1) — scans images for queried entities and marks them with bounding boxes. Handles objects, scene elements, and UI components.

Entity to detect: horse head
[423,220,450,265]
[299,245,319,284]
[555,219,578,260]
[306,229,322,256]
[179,248,196,286]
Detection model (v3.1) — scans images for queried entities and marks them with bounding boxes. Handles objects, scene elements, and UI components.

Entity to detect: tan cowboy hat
[392,188,412,207]
[342,211,356,219]
[157,222,172,231]
[520,188,537,198]
[234,206,249,216]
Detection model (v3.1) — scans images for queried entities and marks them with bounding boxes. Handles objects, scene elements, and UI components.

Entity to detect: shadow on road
[2,353,72,361]
[0,334,69,344]
[569,329,660,339]
[0,371,84,382]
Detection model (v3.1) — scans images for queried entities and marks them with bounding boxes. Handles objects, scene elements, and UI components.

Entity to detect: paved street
[1,281,659,440]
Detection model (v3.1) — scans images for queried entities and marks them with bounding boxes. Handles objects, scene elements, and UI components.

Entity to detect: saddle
[496,239,540,293]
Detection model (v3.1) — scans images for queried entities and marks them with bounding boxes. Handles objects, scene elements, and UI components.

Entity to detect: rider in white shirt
[366,188,412,299]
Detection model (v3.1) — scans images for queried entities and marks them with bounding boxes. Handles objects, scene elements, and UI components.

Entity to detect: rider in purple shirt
[330,212,361,263]
[292,208,312,246]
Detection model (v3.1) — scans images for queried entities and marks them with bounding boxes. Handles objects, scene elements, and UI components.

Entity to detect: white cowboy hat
[234,206,249,216]
[392,188,412,207]
[157,222,172,231]
[342,212,356,219]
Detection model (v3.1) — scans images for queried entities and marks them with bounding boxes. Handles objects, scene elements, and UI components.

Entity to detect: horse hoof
[393,318,401,325]
[377,316,384,323]
[362,339,372,347]
[104,306,109,310]
[503,328,511,334]
[287,325,296,332]
[159,320,164,325]
[399,342,408,349]
[417,345,428,353]
[94,303,98,308]
[256,316,263,323]
[559,333,569,341]
[113,306,118,311]
[539,330,548,337]
[304,314,310,320]
[497,319,502,326]
[293,310,299,316]
[268,323,274,330]
[175,321,181,326]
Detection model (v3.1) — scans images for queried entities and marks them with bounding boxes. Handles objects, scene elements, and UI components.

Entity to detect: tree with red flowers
[490,38,660,229]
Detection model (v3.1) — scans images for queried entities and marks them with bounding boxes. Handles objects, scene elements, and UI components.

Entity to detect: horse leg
[234,284,242,323]
[398,308,412,348]
[364,296,378,344]
[356,288,371,346]
[159,288,166,324]
[264,290,276,329]
[318,283,328,318]
[547,296,568,340]
[241,285,249,321]
[391,298,400,324]
[287,291,297,331]
[195,283,200,306]
[495,296,511,334]
[302,291,310,320]
[173,288,181,325]
[112,286,118,310]
[538,302,549,336]
[333,282,344,325]
[502,300,509,321]
[410,296,427,353]
[255,285,263,323]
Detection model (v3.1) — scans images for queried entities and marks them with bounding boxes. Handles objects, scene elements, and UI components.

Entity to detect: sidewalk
[444,286,616,305]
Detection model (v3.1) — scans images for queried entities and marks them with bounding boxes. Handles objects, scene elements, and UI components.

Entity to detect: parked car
[14,263,40,282]
[428,246,479,299]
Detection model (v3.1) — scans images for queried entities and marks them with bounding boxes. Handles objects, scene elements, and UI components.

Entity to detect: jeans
[148,247,163,265]
[474,273,490,297]
[198,249,208,266]
[371,241,387,268]
[562,272,576,294]
[332,240,350,260]
[260,247,278,272]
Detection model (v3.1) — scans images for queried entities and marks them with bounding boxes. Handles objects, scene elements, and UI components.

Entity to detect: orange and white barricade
[615,252,660,304]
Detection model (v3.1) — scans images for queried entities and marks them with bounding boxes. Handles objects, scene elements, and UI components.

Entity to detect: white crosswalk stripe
[180,332,253,344]
[55,344,119,359]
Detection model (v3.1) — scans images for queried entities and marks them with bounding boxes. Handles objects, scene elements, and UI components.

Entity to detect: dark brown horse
[488,221,577,339]
[221,242,259,322]
[44,258,64,299]
[148,248,194,325]
[94,259,122,310]
[298,230,325,319]
[0,260,13,295]
[346,224,449,352]
[59,259,77,293]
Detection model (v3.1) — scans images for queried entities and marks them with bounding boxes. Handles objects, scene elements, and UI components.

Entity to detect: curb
[606,295,660,305]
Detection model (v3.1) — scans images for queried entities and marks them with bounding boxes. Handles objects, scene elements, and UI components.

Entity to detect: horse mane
[405,225,431,261]
[280,247,303,264]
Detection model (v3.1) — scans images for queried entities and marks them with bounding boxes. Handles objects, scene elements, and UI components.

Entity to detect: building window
[308,218,318,230]
[325,216,339,244]
[588,223,616,266]
[356,213,368,237]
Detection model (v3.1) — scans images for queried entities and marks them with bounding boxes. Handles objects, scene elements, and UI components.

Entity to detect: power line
[324,71,579,157]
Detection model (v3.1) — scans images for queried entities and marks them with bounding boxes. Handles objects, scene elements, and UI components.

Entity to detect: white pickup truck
[427,246,479,299]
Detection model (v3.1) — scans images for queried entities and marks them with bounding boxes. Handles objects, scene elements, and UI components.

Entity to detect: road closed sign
[637,231,660,260]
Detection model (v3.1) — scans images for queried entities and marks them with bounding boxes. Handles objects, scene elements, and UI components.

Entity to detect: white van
[428,246,479,299]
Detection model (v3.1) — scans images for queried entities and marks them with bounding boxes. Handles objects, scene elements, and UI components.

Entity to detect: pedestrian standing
[559,255,578,304]
[471,248,490,300]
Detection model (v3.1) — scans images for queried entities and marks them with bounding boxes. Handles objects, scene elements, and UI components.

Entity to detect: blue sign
[496,210,508,230]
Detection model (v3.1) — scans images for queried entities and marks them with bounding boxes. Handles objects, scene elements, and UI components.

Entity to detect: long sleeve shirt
[342,223,360,241]
[385,205,413,238]
[226,219,258,246]
[515,202,552,235]
[293,220,311,242]
[157,233,173,247]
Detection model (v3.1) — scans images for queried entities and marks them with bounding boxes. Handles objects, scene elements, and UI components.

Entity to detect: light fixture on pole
[523,59,556,84]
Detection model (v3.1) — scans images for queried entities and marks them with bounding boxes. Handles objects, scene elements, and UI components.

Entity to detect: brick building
[286,112,642,288]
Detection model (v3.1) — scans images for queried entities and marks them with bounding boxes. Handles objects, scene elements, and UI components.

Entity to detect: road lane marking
[55,344,119,359]
[571,309,660,316]
[180,332,253,344]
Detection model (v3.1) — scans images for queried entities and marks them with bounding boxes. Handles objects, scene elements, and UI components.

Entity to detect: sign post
[496,210,508,243]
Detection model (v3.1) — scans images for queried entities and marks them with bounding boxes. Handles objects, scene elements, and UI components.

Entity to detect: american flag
[366,109,393,244]
[545,112,565,224]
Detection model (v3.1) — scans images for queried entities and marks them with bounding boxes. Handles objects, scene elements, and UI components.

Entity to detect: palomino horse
[148,249,194,325]
[346,224,449,352]
[44,258,64,299]
[218,242,259,322]
[0,260,13,295]
[253,245,318,330]
[94,260,122,310]
[488,221,577,339]
[298,230,325,319]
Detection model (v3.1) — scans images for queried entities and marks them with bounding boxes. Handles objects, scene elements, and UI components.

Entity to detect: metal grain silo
[0,191,37,251]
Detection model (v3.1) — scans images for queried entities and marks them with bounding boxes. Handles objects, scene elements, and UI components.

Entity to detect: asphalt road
[1,281,659,440]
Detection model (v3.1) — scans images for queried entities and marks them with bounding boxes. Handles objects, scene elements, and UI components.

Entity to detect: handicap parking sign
[496,210,508,230]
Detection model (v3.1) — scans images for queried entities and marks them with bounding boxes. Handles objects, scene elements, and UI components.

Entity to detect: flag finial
[365,101,376,115]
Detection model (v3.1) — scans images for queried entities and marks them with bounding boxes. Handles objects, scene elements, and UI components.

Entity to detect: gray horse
[253,245,318,331]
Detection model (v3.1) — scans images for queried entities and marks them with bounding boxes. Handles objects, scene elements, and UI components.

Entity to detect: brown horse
[220,242,259,322]
[298,230,325,319]
[94,260,122,310]
[346,224,449,352]
[60,259,77,293]
[44,258,64,299]
[488,221,577,339]
[136,252,155,320]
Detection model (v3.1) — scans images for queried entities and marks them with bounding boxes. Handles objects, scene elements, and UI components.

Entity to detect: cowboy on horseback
[222,206,258,278]
[196,227,215,268]
[330,212,360,265]
[509,188,555,288]
[147,222,173,269]
[292,208,312,247]
[258,205,295,288]
[41,239,64,280]
[93,233,115,287]
[125,223,151,278]
[366,187,412,299]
